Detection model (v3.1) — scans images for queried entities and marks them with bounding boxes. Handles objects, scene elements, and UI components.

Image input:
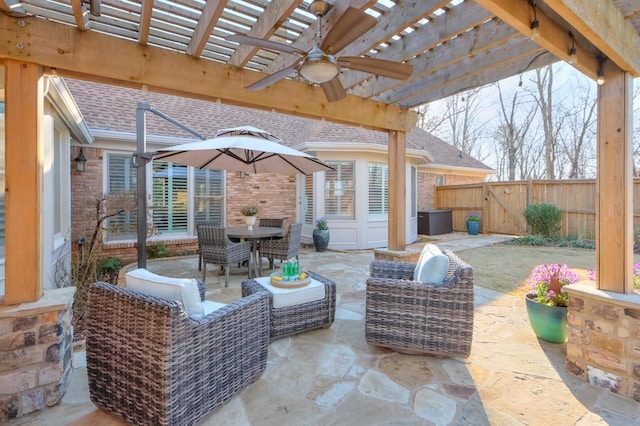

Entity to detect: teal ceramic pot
[525,293,568,343]
[466,220,480,235]
[312,229,330,252]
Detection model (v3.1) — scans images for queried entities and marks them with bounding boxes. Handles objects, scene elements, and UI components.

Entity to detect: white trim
[295,141,433,164]
[91,129,200,147]
[45,76,94,145]
[420,163,495,176]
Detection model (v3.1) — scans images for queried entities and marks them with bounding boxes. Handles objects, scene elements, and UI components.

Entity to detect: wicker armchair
[258,218,285,229]
[86,281,270,426]
[365,250,474,357]
[198,225,251,286]
[259,222,302,269]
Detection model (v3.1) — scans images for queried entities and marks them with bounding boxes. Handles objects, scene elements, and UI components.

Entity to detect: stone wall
[0,287,76,421]
[565,283,640,401]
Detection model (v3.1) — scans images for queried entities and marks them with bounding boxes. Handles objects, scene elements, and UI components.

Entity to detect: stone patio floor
[12,235,640,425]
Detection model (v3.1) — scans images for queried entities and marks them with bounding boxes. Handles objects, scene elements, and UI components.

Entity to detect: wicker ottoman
[241,271,336,340]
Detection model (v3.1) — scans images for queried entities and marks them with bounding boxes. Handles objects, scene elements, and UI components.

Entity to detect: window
[368,163,388,215]
[194,168,223,224]
[152,161,188,234]
[325,161,354,219]
[107,153,137,240]
[303,174,314,225]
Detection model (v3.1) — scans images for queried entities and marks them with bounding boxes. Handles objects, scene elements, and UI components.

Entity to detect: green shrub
[148,242,171,258]
[96,256,122,275]
[505,235,595,249]
[523,203,563,236]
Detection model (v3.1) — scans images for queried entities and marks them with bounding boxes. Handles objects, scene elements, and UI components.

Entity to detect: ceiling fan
[227,0,413,102]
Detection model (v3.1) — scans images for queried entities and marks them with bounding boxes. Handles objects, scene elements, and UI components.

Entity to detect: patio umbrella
[153,126,333,174]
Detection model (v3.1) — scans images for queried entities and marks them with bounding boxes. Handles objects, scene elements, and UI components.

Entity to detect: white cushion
[125,268,220,320]
[254,277,326,309]
[413,244,449,284]
[202,300,227,316]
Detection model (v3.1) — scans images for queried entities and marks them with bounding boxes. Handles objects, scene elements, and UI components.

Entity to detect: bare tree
[493,82,537,180]
[558,76,597,178]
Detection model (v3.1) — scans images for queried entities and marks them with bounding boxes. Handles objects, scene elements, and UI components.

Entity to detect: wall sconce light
[596,56,606,86]
[458,150,463,159]
[567,31,577,65]
[529,0,540,40]
[74,148,87,172]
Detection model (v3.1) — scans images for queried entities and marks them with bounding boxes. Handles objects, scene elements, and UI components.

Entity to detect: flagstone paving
[12,236,640,425]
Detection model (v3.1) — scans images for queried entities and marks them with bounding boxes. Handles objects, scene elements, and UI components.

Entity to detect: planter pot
[313,229,330,252]
[525,293,568,343]
[466,220,480,235]
[244,215,257,230]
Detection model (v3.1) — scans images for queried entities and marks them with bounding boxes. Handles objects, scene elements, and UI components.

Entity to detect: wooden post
[596,60,633,293]
[4,60,44,304]
[388,130,406,251]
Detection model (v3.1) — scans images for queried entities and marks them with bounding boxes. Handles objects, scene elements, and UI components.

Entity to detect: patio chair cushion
[125,268,225,319]
[254,277,325,308]
[413,244,449,284]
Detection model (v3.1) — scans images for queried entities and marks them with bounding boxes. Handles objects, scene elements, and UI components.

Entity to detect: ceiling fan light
[299,57,340,84]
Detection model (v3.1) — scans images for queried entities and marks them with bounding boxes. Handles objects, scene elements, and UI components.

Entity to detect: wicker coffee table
[241,270,336,340]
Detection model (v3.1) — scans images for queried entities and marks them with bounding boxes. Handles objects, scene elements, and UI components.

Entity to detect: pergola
[1,0,639,306]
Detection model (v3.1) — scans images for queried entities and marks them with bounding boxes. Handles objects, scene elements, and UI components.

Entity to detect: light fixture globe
[299,46,340,84]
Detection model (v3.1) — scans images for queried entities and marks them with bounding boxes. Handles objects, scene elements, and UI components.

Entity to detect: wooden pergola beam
[228,0,302,68]
[0,14,417,133]
[346,1,496,93]
[138,0,155,46]
[187,0,226,58]
[70,0,89,31]
[475,0,599,80]
[544,0,640,77]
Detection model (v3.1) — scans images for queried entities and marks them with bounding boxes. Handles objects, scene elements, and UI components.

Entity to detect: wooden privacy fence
[435,179,640,238]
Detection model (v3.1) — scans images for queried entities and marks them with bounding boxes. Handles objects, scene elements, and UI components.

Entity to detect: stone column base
[565,282,640,402]
[0,287,76,421]
[373,248,421,263]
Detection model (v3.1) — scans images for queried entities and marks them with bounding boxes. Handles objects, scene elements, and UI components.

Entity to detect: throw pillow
[413,244,449,284]
[125,268,214,319]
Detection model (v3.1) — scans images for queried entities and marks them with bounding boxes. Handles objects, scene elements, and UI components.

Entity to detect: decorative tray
[269,270,311,289]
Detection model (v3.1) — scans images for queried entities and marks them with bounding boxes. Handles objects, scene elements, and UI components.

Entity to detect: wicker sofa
[365,250,474,357]
[86,280,270,425]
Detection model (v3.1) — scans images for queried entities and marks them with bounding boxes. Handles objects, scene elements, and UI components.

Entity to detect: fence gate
[484,182,528,235]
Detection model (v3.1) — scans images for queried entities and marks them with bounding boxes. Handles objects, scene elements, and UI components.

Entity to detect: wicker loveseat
[365,250,474,357]
[86,279,270,425]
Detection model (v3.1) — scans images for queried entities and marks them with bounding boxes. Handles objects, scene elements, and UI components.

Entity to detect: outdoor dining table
[226,226,284,278]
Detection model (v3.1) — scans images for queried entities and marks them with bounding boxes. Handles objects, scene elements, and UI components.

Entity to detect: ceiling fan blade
[247,59,302,90]
[320,78,346,102]
[227,34,306,56]
[338,56,414,80]
[321,7,377,55]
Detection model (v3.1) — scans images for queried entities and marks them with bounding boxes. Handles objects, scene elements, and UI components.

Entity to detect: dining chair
[260,222,302,270]
[198,225,251,287]
[196,220,222,271]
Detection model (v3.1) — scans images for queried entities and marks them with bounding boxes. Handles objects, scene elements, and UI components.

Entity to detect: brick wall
[0,288,75,421]
[565,284,640,402]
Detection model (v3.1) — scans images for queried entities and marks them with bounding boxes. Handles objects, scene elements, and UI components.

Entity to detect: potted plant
[525,263,579,343]
[241,205,259,230]
[466,211,481,235]
[312,217,330,252]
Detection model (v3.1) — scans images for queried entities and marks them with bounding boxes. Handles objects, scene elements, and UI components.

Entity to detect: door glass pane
[152,161,187,233]
[106,153,137,240]
[325,161,354,219]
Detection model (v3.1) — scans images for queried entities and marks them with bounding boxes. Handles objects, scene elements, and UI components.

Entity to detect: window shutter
[194,169,224,225]
[303,174,314,225]
[325,161,355,219]
[152,161,188,233]
[368,163,388,215]
[107,154,137,240]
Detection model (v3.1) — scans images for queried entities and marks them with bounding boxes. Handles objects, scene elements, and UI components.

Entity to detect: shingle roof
[65,79,492,171]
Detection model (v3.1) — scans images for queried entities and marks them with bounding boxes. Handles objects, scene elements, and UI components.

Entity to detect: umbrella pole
[135,103,149,269]
[133,102,207,269]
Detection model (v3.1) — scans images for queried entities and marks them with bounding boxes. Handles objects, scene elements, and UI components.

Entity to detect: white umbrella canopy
[154,126,333,174]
